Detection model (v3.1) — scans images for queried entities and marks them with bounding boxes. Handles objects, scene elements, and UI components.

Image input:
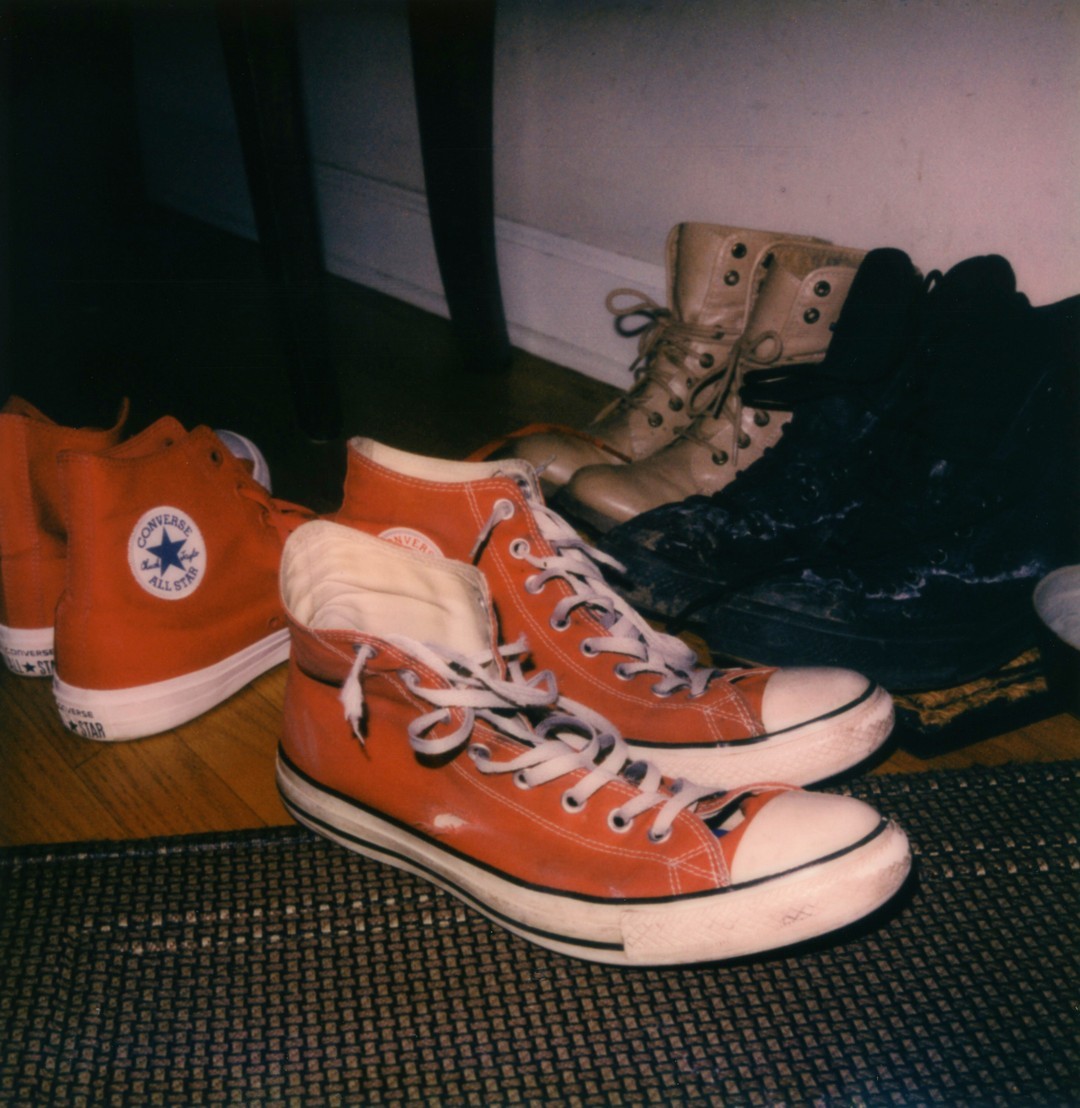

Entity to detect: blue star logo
[147,528,187,574]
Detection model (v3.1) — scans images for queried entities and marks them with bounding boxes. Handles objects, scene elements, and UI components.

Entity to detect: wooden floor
[3,213,1078,848]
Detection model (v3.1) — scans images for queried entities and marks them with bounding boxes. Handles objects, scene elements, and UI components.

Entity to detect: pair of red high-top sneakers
[275,438,911,966]
[0,396,313,738]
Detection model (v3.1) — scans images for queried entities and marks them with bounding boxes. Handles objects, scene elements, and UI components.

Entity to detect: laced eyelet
[509,538,530,559]
[524,574,544,594]
[561,792,585,813]
[550,616,570,632]
[514,770,531,790]
[648,826,672,845]
[579,641,597,656]
[614,663,635,680]
[650,684,674,699]
[607,810,632,834]
[468,743,491,763]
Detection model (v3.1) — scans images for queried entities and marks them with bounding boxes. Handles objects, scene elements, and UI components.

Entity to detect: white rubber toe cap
[759,666,873,734]
[729,790,884,884]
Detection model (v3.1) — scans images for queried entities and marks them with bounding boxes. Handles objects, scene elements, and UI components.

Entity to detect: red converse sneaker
[332,439,895,787]
[277,521,912,965]
[52,417,315,740]
[0,396,129,676]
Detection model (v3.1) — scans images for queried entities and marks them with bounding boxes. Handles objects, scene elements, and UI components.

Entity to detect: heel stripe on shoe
[53,628,290,741]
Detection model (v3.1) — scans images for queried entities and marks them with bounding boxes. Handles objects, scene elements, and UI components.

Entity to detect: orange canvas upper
[0,396,128,631]
[281,614,774,899]
[54,418,313,690]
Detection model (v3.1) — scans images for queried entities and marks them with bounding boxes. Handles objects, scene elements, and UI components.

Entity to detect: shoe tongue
[283,521,496,661]
[669,223,740,324]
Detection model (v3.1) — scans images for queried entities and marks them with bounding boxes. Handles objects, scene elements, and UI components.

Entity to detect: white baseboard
[145,137,665,390]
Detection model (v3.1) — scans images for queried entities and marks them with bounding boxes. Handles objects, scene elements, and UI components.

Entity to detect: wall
[133,0,1080,389]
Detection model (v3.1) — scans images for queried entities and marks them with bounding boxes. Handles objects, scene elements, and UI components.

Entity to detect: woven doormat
[2,764,1077,1107]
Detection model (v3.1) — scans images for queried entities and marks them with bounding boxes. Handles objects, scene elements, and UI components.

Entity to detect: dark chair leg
[408,0,511,374]
[216,0,342,441]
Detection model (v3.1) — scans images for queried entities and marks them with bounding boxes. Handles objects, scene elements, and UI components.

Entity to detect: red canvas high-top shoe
[276,520,912,965]
[333,439,896,788]
[52,417,314,740]
[0,396,129,677]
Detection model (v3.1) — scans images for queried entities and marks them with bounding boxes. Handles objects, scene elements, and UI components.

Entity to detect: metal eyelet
[509,538,530,559]
[803,308,821,324]
[753,410,770,426]
[650,684,674,699]
[668,397,684,412]
[723,270,740,287]
[550,616,570,632]
[579,640,598,657]
[614,663,635,680]
[647,412,664,428]
[648,826,672,845]
[737,432,751,449]
[562,793,584,813]
[514,771,531,790]
[814,280,831,297]
[699,354,715,369]
[524,575,544,594]
[731,242,748,259]
[607,810,632,834]
[468,743,491,763]
[711,451,729,465]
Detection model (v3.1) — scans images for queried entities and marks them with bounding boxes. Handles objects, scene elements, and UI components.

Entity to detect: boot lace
[472,491,755,699]
[674,330,786,468]
[339,635,717,842]
[603,289,727,422]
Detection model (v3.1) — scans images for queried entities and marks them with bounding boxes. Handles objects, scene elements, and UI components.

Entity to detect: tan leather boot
[562,243,866,532]
[504,223,828,492]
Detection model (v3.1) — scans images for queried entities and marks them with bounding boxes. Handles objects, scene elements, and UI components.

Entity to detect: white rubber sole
[53,629,290,741]
[626,683,896,788]
[277,751,912,967]
[0,623,55,677]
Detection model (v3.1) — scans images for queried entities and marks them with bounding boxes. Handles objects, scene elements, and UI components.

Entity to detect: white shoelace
[339,635,714,842]
[472,491,744,699]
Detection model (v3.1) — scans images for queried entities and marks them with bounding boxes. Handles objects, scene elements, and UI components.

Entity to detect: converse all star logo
[377,527,444,558]
[129,506,207,599]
